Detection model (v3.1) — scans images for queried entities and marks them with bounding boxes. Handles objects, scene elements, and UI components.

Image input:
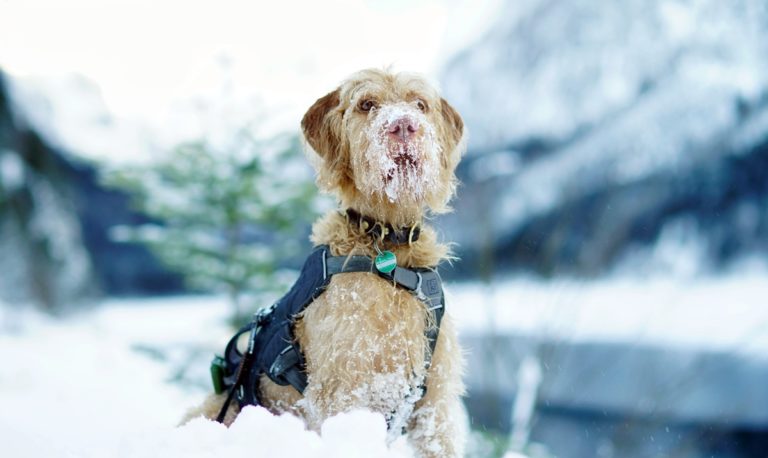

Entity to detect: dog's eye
[359,99,376,112]
[416,99,428,112]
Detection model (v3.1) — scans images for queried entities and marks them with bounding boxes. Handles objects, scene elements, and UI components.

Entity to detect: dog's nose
[387,117,418,142]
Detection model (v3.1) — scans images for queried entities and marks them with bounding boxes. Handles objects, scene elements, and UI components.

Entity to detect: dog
[185,68,467,457]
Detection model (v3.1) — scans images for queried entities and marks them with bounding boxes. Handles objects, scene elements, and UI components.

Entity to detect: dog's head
[302,69,465,221]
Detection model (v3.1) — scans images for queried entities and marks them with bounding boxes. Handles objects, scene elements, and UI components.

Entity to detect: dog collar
[345,208,421,245]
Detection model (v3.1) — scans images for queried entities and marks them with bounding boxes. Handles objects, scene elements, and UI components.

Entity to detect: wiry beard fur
[353,104,442,206]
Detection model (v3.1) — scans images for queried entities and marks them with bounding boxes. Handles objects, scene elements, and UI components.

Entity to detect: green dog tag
[375,250,397,273]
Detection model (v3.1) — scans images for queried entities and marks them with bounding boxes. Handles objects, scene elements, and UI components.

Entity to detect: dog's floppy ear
[301,88,341,159]
[440,98,464,147]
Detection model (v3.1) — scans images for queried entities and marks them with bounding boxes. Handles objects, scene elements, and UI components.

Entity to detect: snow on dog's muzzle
[359,104,442,203]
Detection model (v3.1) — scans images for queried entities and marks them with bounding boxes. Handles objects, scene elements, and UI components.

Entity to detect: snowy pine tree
[105,130,318,322]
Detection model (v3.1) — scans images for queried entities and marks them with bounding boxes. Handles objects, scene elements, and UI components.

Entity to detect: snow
[0,298,221,457]
[26,177,94,298]
[3,270,767,456]
[7,74,155,164]
[127,407,412,458]
[451,271,768,358]
[490,79,752,233]
[359,103,441,204]
[0,297,414,457]
[438,1,768,256]
[444,0,768,153]
[0,149,24,191]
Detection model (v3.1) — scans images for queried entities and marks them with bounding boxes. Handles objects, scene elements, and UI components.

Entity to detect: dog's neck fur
[310,210,450,268]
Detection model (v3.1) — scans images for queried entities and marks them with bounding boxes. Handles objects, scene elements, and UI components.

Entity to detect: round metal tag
[375,251,397,273]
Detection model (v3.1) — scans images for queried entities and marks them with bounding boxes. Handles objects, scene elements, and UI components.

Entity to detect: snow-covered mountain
[7,73,154,164]
[0,71,97,308]
[439,0,768,278]
[0,70,183,307]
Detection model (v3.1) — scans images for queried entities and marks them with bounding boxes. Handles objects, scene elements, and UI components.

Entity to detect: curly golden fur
[184,69,467,457]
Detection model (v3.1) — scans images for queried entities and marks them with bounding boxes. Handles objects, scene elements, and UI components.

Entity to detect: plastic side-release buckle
[210,355,227,394]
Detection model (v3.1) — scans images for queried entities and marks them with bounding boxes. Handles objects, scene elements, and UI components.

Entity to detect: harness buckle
[254,303,276,326]
[413,271,444,311]
[240,304,274,358]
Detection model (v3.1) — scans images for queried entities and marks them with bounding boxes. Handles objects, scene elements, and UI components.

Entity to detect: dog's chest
[298,272,428,376]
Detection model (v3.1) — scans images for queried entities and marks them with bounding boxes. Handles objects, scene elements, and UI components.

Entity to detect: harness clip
[254,303,276,325]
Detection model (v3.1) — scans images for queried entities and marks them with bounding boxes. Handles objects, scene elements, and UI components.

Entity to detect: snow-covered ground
[0,297,415,457]
[0,297,219,457]
[2,273,767,457]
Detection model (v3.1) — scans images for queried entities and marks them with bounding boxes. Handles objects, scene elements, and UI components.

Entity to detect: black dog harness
[211,244,445,423]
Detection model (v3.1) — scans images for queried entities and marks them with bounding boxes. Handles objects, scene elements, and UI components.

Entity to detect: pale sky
[0,0,500,135]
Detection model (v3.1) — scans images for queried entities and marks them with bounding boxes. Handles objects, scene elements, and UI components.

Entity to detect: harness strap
[268,344,307,392]
[325,255,444,309]
[216,323,260,423]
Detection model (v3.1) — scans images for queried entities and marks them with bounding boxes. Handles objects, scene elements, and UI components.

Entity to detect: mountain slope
[439,0,768,278]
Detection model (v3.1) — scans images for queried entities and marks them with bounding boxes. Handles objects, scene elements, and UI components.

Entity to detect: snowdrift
[131,407,413,458]
[2,405,413,458]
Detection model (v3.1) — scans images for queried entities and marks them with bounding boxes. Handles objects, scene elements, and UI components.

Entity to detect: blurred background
[1,0,768,457]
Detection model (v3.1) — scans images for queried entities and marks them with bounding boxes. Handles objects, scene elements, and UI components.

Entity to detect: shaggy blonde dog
[185,68,467,457]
